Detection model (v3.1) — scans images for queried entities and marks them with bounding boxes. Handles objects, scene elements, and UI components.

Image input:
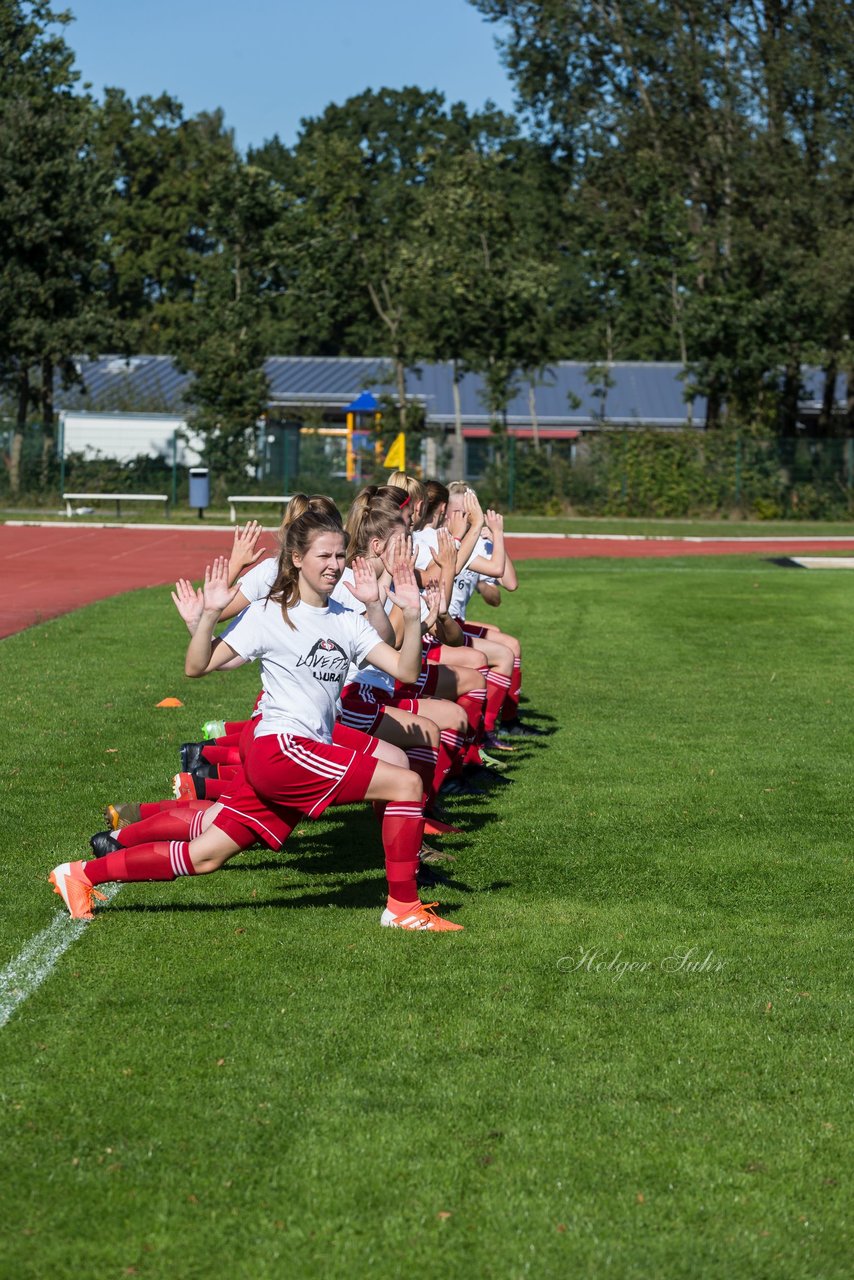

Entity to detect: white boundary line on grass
[8,517,854,542]
[6,519,854,544]
[0,885,122,1029]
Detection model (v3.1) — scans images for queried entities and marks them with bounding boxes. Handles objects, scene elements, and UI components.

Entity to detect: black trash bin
[189,467,210,518]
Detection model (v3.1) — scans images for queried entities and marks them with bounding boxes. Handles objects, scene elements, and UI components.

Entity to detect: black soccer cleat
[89,830,121,857]
[180,741,215,773]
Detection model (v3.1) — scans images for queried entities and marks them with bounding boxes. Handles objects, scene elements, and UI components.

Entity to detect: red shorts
[340,682,420,731]
[214,728,379,849]
[332,721,379,753]
[395,663,439,699]
[247,730,378,819]
[458,620,489,645]
[424,641,443,662]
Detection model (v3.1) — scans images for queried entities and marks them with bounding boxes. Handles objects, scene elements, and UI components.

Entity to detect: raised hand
[229,519,267,577]
[386,560,421,616]
[342,555,380,606]
[444,506,466,540]
[202,556,240,614]
[171,578,205,632]
[399,533,417,575]
[485,508,504,535]
[463,487,484,529]
[430,525,457,571]
[379,531,405,579]
[422,581,441,631]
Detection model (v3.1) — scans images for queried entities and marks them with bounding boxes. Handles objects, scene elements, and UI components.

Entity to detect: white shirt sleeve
[238,556,278,603]
[219,601,267,661]
[353,612,385,667]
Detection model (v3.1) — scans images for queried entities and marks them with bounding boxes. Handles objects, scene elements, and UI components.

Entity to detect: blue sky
[63,0,518,151]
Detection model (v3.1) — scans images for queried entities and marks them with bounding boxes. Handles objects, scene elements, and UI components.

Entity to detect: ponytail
[277,493,341,548]
[416,479,449,530]
[345,497,406,564]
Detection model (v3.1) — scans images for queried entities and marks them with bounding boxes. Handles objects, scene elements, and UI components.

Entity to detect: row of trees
[2,0,854,497]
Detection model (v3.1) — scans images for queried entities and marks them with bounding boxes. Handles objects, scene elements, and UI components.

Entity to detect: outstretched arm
[468,510,506,579]
[177,557,246,677]
[363,562,423,684]
[340,556,395,643]
[446,490,486,573]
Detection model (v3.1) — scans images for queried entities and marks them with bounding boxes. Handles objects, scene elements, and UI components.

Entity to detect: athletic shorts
[458,620,489,643]
[339,682,419,732]
[394,663,439,699]
[248,730,378,819]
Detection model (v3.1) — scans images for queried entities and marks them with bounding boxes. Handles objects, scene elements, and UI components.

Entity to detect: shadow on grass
[107,879,512,915]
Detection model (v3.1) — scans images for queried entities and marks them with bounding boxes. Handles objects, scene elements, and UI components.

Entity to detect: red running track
[3,522,854,640]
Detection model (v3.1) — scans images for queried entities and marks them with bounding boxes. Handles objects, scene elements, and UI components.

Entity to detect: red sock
[201,777,229,800]
[139,798,194,817]
[432,729,464,800]
[201,744,241,766]
[501,658,523,722]
[484,669,512,733]
[224,719,250,736]
[382,803,424,903]
[404,746,437,801]
[117,806,210,846]
[457,689,485,739]
[87,841,196,884]
[446,672,487,774]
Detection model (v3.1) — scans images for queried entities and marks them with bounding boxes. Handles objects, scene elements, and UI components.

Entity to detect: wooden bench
[63,492,170,519]
[227,495,293,524]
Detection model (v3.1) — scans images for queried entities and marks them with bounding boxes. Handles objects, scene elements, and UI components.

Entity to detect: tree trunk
[528,381,540,450]
[819,360,837,434]
[40,356,55,488]
[705,376,721,430]
[10,368,30,497]
[395,356,407,431]
[450,366,463,481]
[451,360,463,446]
[780,360,801,436]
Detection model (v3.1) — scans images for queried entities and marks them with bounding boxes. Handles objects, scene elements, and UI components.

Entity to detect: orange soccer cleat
[49,861,107,921]
[380,901,463,932]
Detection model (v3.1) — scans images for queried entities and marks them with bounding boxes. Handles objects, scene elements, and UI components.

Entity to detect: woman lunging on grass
[49,508,463,932]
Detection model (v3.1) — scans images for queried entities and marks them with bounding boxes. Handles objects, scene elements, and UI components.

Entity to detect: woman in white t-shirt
[49,509,462,932]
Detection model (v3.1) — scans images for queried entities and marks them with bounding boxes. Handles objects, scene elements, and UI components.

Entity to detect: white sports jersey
[412,527,439,572]
[449,535,490,620]
[238,556,278,602]
[330,569,394,692]
[222,597,382,742]
[331,568,430,692]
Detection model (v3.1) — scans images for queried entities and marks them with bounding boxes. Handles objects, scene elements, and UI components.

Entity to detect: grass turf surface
[1,558,851,1278]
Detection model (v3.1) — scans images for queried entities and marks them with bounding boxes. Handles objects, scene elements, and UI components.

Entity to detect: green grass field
[1,557,852,1279]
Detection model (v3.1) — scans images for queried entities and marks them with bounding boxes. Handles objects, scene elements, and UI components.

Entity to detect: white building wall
[59,411,203,465]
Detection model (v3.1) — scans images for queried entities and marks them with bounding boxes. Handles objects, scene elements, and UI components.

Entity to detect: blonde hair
[387,471,426,509]
[344,491,406,564]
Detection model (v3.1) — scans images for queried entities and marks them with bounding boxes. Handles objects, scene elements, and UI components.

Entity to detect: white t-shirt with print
[330,568,395,692]
[222,597,382,742]
[412,527,439,572]
[449,535,490,621]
